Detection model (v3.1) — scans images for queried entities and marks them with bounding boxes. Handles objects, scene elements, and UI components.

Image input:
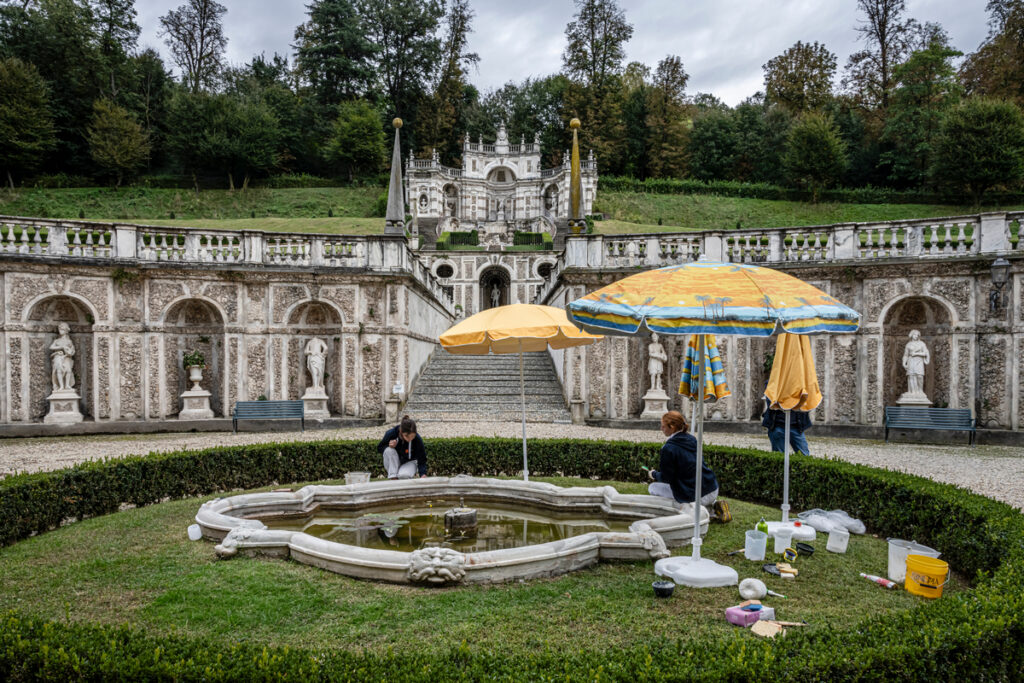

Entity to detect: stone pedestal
[570,399,586,424]
[384,397,402,423]
[44,390,83,425]
[640,388,670,419]
[896,392,932,407]
[302,388,330,419]
[179,390,214,420]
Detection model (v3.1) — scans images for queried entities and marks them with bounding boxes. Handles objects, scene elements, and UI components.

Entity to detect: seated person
[648,411,728,521]
[377,415,427,479]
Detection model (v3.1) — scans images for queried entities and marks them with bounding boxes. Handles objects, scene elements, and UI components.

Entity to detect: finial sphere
[393,118,403,129]
[570,118,581,129]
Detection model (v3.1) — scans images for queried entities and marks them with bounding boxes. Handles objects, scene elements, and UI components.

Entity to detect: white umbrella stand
[654,334,739,588]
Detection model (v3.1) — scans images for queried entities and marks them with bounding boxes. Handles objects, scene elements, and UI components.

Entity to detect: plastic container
[887,539,940,583]
[744,530,768,561]
[905,554,949,598]
[345,471,371,485]
[826,527,850,553]
[652,580,675,598]
[773,528,794,555]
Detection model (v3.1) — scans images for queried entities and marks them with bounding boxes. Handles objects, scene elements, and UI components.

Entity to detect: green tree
[420,0,478,163]
[619,61,650,178]
[86,98,150,187]
[164,90,211,191]
[159,0,227,93]
[880,31,961,187]
[932,98,1024,204]
[91,0,140,101]
[0,57,56,187]
[207,94,280,191]
[646,54,688,178]
[842,0,917,113]
[960,0,1024,105]
[687,108,736,181]
[323,98,385,180]
[763,41,836,112]
[783,112,848,201]
[293,0,375,111]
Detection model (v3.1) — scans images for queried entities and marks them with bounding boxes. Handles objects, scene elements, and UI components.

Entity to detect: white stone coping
[196,475,708,585]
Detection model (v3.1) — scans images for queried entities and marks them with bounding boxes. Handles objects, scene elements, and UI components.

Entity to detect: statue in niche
[418,195,428,212]
[901,329,930,398]
[49,322,76,393]
[647,332,667,392]
[304,337,328,393]
[490,285,501,309]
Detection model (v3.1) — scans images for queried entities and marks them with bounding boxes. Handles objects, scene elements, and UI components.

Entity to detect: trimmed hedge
[599,175,1024,206]
[1,438,1023,681]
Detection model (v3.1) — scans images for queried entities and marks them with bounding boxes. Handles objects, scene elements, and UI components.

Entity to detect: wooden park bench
[232,400,305,433]
[884,406,975,446]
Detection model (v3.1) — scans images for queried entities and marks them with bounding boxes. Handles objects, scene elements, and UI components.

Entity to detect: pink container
[725,605,762,627]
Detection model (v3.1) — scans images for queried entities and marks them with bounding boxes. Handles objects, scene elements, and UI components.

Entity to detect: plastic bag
[797,508,866,535]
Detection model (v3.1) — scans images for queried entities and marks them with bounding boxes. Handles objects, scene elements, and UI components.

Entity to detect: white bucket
[887,539,940,582]
[826,527,850,553]
[773,528,794,554]
[744,530,767,561]
[344,471,371,485]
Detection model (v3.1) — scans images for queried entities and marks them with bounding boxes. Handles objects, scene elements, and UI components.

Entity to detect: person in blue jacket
[647,410,728,521]
[377,415,427,479]
[762,398,812,455]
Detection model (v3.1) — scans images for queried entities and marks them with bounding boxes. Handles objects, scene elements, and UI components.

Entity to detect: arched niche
[286,301,344,413]
[882,296,952,408]
[25,296,95,421]
[163,298,225,417]
[479,266,511,310]
[442,183,459,217]
[543,184,559,214]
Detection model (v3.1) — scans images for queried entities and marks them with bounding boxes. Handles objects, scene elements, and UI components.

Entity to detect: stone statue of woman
[647,332,668,392]
[49,322,76,393]
[901,329,930,398]
[304,337,328,392]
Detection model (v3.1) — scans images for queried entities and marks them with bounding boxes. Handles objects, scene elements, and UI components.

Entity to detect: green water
[261,498,633,553]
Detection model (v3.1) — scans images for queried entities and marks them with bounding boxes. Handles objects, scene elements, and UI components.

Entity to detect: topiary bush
[1,438,1023,680]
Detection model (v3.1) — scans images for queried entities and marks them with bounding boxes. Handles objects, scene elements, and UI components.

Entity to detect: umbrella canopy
[439,304,602,481]
[679,334,731,402]
[765,333,822,412]
[440,303,602,354]
[567,261,860,337]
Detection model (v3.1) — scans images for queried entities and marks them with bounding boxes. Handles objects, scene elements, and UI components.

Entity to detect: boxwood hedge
[1,437,1023,681]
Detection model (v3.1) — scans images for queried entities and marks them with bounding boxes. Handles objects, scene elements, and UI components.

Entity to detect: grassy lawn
[0,476,961,655]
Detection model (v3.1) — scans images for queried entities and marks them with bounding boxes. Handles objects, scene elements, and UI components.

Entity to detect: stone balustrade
[0,216,455,313]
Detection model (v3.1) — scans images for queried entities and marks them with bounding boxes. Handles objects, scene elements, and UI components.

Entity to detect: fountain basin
[195,475,708,585]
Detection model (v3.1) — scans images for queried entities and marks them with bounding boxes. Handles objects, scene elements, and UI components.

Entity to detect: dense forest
[2,0,1024,203]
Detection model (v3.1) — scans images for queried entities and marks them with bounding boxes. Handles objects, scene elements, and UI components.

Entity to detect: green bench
[884,406,975,446]
[232,400,305,433]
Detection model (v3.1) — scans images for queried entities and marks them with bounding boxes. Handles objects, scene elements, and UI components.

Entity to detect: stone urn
[187,365,205,391]
[179,363,214,420]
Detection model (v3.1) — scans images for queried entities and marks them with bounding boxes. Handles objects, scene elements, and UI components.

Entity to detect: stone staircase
[404,349,572,423]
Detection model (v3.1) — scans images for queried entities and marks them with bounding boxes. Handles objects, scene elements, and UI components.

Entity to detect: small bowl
[795,542,815,557]
[652,580,675,598]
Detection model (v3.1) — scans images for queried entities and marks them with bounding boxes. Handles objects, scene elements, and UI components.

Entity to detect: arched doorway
[287,301,344,412]
[882,296,952,408]
[25,296,95,420]
[163,299,225,417]
[479,266,511,310]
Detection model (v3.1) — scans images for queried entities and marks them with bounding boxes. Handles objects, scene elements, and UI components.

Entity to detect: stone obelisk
[567,118,587,234]
[384,117,406,235]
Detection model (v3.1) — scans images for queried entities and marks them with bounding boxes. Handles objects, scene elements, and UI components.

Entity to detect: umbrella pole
[692,334,706,560]
[519,340,528,481]
[782,410,791,523]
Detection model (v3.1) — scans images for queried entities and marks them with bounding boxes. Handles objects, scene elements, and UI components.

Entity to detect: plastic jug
[887,539,940,583]
[826,527,850,553]
[773,528,794,555]
[744,530,768,561]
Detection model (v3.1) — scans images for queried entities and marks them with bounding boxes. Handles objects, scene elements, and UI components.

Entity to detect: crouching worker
[378,415,427,479]
[647,410,730,522]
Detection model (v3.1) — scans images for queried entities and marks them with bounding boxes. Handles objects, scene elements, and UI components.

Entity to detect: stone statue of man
[490,285,501,309]
[49,322,76,393]
[304,337,328,392]
[902,329,930,396]
[647,332,668,392]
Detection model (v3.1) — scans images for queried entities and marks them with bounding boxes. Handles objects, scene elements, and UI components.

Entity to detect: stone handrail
[540,168,561,179]
[0,216,455,313]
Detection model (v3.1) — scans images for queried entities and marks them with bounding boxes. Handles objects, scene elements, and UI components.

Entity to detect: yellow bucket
[905,554,949,598]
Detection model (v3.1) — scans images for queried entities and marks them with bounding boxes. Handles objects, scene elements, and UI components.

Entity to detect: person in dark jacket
[647,411,722,517]
[762,399,811,455]
[377,415,427,479]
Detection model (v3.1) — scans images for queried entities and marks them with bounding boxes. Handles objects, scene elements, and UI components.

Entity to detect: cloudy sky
[134,0,992,105]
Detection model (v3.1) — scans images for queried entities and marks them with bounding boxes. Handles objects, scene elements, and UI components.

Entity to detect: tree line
[1,0,1024,203]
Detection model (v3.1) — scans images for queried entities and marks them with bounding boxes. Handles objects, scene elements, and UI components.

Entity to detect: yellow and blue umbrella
[679,334,731,402]
[567,260,860,337]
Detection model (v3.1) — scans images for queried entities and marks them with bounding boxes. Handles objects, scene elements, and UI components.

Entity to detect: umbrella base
[764,521,817,542]
[654,555,739,588]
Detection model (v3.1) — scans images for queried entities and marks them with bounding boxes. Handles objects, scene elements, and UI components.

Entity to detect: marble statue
[902,330,930,396]
[49,322,76,393]
[490,285,501,309]
[305,337,328,391]
[647,332,667,392]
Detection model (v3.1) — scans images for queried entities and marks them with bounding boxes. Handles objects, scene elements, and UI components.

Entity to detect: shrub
[512,231,544,245]
[1,438,1022,680]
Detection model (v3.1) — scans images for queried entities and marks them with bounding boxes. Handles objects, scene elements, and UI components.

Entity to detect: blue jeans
[768,426,809,455]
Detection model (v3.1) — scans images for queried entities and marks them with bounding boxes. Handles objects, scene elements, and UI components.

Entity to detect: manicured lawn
[0,475,960,655]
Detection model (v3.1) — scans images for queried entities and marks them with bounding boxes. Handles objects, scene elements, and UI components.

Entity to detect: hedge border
[1,438,1023,681]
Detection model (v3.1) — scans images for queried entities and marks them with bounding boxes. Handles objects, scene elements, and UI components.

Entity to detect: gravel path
[2,423,1022,509]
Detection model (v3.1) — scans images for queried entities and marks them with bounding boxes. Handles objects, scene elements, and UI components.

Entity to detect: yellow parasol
[765,333,821,523]
[439,304,602,480]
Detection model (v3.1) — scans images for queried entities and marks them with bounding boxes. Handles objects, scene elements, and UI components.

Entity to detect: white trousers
[648,483,718,508]
[383,447,418,479]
